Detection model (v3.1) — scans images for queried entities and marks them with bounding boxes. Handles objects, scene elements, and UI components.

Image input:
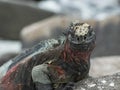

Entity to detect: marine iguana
[1,21,96,90]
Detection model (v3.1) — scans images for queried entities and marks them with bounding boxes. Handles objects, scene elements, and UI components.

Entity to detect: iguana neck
[61,39,93,63]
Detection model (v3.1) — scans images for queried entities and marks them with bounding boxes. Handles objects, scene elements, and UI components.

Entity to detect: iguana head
[67,21,96,51]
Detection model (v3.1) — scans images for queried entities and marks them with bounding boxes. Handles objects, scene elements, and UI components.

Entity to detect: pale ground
[90,56,120,77]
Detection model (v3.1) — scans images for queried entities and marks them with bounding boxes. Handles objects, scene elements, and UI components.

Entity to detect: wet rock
[74,72,120,90]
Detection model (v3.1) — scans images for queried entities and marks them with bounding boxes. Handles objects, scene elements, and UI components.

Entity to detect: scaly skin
[47,22,96,89]
[0,37,65,81]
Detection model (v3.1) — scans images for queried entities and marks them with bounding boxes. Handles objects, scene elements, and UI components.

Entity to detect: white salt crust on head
[74,23,90,36]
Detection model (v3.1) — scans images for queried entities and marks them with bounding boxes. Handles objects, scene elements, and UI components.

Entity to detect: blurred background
[0,0,120,77]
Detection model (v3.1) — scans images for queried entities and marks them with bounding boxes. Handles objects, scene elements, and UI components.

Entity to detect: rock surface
[90,56,120,77]
[74,56,120,90]
[74,72,120,90]
[0,0,54,40]
[93,15,120,57]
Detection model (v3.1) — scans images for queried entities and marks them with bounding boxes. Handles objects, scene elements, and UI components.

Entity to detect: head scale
[70,21,90,37]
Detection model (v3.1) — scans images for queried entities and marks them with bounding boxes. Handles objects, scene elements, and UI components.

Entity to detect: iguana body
[0,37,65,80]
[1,22,96,90]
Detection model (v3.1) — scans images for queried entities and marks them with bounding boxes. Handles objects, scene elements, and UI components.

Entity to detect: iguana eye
[88,26,94,36]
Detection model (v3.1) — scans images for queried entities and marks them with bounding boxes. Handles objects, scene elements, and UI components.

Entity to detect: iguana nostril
[77,36,86,41]
[77,37,80,41]
[84,36,87,40]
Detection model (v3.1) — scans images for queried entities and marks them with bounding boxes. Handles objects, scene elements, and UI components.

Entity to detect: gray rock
[90,56,120,77]
[92,15,120,57]
[74,72,120,90]
[0,0,54,40]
